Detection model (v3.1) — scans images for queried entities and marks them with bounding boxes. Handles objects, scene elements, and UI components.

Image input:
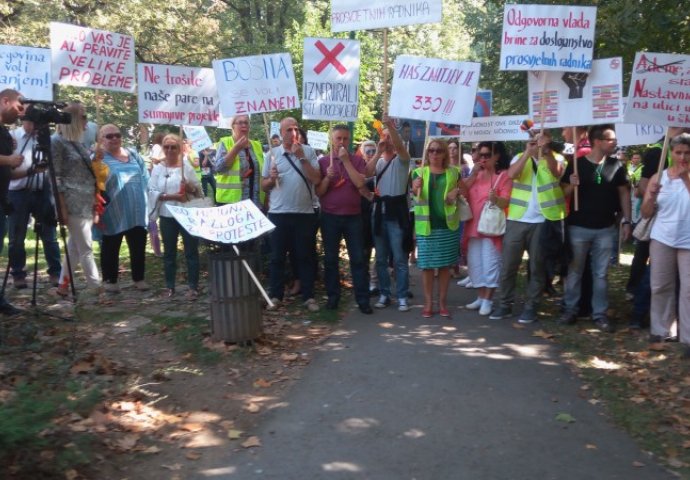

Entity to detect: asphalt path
[198,269,674,480]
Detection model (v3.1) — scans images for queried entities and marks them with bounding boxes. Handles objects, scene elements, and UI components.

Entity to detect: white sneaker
[456,276,471,287]
[398,298,410,312]
[465,298,483,310]
[479,299,493,316]
[374,295,391,308]
[303,298,320,312]
[103,282,120,294]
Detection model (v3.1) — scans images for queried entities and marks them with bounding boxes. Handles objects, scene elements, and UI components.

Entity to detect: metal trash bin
[208,246,262,343]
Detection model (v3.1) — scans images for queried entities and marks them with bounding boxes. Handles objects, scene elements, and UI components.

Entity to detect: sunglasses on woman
[427,148,444,154]
[104,133,122,140]
[479,152,492,159]
[163,145,179,150]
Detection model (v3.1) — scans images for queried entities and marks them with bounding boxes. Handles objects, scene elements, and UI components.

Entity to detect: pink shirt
[318,154,366,215]
[465,170,512,251]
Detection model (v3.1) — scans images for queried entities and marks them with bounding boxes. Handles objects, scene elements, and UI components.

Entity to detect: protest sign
[308,130,330,151]
[50,22,135,93]
[212,53,299,117]
[429,90,493,135]
[429,115,530,142]
[138,63,219,126]
[499,4,597,73]
[624,52,690,127]
[168,200,274,244]
[270,121,280,138]
[389,55,480,125]
[302,38,360,122]
[616,98,665,147]
[527,57,623,128]
[182,126,214,151]
[331,0,442,33]
[0,46,52,101]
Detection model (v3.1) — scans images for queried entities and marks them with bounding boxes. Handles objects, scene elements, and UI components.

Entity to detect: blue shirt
[101,149,149,235]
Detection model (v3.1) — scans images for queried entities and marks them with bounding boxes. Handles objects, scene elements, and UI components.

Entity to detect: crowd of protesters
[1,89,689,358]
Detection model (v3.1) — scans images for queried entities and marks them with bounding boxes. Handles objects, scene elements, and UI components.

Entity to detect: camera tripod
[0,122,77,319]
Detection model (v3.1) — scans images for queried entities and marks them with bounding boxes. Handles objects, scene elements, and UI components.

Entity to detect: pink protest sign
[50,22,135,93]
[500,4,597,73]
[624,52,690,127]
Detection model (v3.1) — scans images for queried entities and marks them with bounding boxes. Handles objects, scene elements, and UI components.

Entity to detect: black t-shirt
[562,155,628,229]
[0,124,13,155]
[641,139,669,179]
[0,125,14,208]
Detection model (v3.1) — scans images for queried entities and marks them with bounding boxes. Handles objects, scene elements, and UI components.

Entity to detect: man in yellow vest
[489,130,566,323]
[214,115,265,209]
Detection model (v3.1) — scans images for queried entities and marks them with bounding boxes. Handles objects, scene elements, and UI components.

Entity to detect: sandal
[422,309,433,318]
[439,308,451,318]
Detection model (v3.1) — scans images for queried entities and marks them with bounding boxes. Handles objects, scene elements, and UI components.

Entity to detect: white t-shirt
[149,162,201,217]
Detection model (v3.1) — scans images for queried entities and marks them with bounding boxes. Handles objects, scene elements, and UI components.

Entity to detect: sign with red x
[302,37,361,122]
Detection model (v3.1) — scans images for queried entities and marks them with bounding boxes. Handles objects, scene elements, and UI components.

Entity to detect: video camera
[19,98,71,125]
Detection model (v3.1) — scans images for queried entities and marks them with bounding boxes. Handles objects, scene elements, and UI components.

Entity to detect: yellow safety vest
[413,166,460,236]
[215,137,265,204]
[508,152,566,221]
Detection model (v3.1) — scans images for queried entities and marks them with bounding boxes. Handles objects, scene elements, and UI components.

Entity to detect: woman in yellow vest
[411,139,462,318]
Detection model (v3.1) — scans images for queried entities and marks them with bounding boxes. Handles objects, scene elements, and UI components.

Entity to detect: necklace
[594,162,604,184]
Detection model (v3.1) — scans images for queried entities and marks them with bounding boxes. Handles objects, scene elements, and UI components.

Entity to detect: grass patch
[146,314,222,364]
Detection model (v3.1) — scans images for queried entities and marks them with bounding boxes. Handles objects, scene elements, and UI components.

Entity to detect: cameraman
[8,120,62,289]
[0,88,25,315]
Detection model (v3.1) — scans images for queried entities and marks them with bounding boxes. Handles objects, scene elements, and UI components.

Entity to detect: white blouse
[149,162,201,217]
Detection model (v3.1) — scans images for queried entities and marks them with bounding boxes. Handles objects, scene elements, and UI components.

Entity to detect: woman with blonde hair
[52,102,101,295]
[149,134,202,298]
[411,139,462,317]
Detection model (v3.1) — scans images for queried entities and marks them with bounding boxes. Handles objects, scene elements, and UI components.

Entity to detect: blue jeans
[320,212,368,306]
[268,213,317,301]
[159,216,199,290]
[373,219,409,300]
[201,174,216,200]
[563,225,616,319]
[7,189,61,280]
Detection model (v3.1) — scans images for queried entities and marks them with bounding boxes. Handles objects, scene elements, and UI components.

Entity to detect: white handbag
[458,196,473,222]
[476,173,506,236]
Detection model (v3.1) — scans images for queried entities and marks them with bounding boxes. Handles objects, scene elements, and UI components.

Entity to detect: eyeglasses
[233,120,249,126]
[479,152,492,159]
[527,141,537,146]
[364,149,376,155]
[104,133,122,140]
[163,145,179,151]
[427,148,443,154]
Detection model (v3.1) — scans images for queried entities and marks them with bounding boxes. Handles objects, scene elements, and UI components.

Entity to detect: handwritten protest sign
[270,121,280,138]
[168,200,274,244]
[137,63,219,126]
[307,130,330,151]
[500,4,596,73]
[302,38,360,122]
[429,115,530,142]
[182,126,213,151]
[429,91,493,135]
[624,52,690,127]
[616,99,665,147]
[0,46,52,101]
[331,0,442,33]
[527,57,623,128]
[389,55,480,125]
[212,53,299,117]
[50,22,135,93]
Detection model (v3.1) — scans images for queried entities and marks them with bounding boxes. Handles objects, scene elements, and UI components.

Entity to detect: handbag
[477,173,506,236]
[633,216,655,242]
[184,194,215,208]
[458,195,472,222]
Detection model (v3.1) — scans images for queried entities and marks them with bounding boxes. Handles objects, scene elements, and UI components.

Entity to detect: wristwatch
[621,219,631,225]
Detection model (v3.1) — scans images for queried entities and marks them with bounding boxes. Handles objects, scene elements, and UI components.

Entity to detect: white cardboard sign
[138,63,220,126]
[0,45,53,101]
[616,98,666,147]
[500,4,597,73]
[527,57,623,128]
[168,200,275,244]
[182,126,214,151]
[429,115,530,142]
[624,52,690,127]
[302,37,360,122]
[212,53,299,117]
[389,55,481,126]
[307,130,330,151]
[330,0,442,33]
[50,22,135,92]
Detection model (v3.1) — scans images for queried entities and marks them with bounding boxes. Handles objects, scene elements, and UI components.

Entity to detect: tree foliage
[1,0,688,144]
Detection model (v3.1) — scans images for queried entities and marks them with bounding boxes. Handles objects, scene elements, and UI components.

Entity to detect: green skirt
[416,228,459,269]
